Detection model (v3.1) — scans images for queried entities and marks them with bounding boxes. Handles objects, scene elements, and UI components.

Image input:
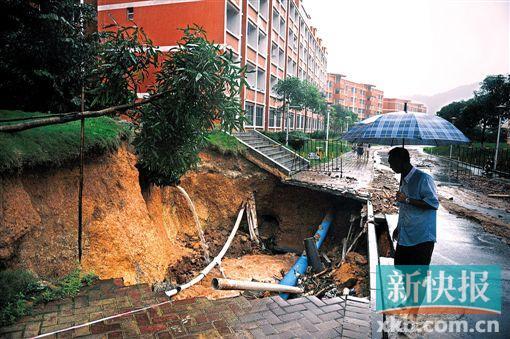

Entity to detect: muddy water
[173,253,297,300]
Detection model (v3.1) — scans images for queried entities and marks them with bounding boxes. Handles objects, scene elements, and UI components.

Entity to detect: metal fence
[289,139,350,173]
[426,145,510,178]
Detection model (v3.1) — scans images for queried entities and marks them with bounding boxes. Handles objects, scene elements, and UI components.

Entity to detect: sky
[305,0,509,97]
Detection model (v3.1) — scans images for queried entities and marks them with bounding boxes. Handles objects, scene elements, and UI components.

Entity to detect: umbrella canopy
[342,111,469,146]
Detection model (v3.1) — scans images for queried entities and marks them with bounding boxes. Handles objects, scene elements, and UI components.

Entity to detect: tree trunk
[304,108,308,133]
[481,120,486,147]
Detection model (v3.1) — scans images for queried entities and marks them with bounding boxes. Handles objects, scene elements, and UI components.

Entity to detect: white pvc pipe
[165,206,246,297]
[212,278,304,294]
[177,185,210,262]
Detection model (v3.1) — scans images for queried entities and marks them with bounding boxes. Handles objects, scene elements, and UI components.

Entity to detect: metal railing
[289,139,351,173]
[426,145,510,178]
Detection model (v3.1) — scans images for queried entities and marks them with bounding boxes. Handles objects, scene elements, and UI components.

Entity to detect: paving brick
[249,328,266,339]
[139,324,167,334]
[306,296,326,307]
[89,322,121,334]
[134,313,151,326]
[167,323,186,337]
[73,325,91,337]
[107,331,123,338]
[259,324,277,335]
[298,317,319,333]
[286,297,308,305]
[273,320,300,333]
[303,302,324,314]
[269,306,286,316]
[341,328,367,339]
[187,322,215,334]
[239,312,264,323]
[316,328,341,339]
[269,296,289,307]
[323,297,344,305]
[280,312,302,322]
[315,319,341,332]
[283,303,306,313]
[318,311,343,322]
[301,310,322,324]
[322,303,344,313]
[260,311,282,325]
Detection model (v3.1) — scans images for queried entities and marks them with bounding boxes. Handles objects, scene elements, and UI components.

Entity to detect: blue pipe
[279,212,334,299]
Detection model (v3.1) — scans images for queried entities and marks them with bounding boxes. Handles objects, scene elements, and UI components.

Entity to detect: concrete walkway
[0,278,371,338]
[290,151,374,199]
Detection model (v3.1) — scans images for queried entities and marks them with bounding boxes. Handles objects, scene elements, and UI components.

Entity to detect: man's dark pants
[394,241,435,310]
[394,241,435,266]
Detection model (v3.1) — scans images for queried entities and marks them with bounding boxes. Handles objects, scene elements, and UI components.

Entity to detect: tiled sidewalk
[1,279,371,338]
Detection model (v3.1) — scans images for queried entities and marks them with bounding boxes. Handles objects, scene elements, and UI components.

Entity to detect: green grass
[205,129,246,155]
[296,139,349,164]
[0,269,97,326]
[0,110,131,173]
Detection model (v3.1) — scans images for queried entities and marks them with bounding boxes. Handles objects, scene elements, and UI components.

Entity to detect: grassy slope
[205,129,245,155]
[0,110,130,173]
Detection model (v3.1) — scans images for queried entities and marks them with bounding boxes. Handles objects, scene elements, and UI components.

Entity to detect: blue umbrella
[342,111,469,146]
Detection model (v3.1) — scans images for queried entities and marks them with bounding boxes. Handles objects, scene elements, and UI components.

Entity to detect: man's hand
[392,227,399,242]
[395,191,407,203]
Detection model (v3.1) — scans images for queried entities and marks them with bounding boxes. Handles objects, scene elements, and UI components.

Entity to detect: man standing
[388,147,439,266]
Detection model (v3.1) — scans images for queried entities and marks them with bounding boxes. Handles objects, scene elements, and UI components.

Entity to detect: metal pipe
[212,278,304,294]
[279,212,334,299]
[304,237,324,273]
[165,206,245,297]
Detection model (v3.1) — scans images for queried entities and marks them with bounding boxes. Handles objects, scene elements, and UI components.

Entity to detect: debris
[488,194,510,198]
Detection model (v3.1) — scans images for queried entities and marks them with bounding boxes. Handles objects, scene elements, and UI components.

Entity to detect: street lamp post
[494,105,506,172]
[285,102,290,146]
[325,104,331,157]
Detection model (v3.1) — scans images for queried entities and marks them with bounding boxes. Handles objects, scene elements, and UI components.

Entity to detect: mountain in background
[408,82,480,115]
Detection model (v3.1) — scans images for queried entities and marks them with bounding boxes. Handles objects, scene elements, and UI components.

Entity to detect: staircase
[234,130,309,176]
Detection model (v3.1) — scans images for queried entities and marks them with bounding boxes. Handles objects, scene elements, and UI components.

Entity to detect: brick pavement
[1,278,372,338]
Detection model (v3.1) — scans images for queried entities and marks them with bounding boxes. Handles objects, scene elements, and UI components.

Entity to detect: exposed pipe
[165,205,245,297]
[279,212,334,299]
[176,185,210,263]
[304,237,324,273]
[212,278,304,294]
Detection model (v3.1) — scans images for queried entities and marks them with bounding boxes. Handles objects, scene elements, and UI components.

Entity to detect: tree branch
[0,92,166,132]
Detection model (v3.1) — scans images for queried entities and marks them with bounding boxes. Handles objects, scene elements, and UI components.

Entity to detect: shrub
[0,269,98,326]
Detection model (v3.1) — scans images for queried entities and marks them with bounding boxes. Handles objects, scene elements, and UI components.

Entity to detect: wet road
[375,147,510,337]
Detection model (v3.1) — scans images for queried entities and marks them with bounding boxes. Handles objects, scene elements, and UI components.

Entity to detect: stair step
[263,148,286,157]
[273,153,295,163]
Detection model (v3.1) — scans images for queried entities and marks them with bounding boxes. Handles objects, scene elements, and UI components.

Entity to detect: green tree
[0,0,159,112]
[134,27,246,186]
[301,81,323,132]
[330,105,358,135]
[437,74,510,145]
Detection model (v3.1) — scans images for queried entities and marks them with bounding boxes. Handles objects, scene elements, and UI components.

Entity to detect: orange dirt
[173,253,297,300]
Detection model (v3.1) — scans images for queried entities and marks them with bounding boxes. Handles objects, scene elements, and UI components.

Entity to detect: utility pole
[494,105,505,172]
[325,104,331,157]
[285,101,290,146]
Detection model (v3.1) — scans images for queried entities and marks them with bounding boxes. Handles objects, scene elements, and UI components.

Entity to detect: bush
[262,131,310,150]
[0,270,40,326]
[0,269,98,326]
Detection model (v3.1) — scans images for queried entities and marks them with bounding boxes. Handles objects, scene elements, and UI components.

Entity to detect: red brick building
[326,73,384,119]
[382,98,427,114]
[97,0,328,132]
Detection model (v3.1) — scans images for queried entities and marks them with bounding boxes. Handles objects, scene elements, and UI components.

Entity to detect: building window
[335,89,340,94]
[272,10,280,35]
[127,7,134,21]
[278,48,285,69]
[270,75,278,96]
[269,108,276,127]
[276,110,282,127]
[258,30,267,55]
[247,21,257,49]
[260,0,269,18]
[255,105,264,127]
[246,63,256,89]
[271,42,278,60]
[279,17,286,37]
[256,69,266,92]
[226,2,241,36]
[245,102,255,126]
